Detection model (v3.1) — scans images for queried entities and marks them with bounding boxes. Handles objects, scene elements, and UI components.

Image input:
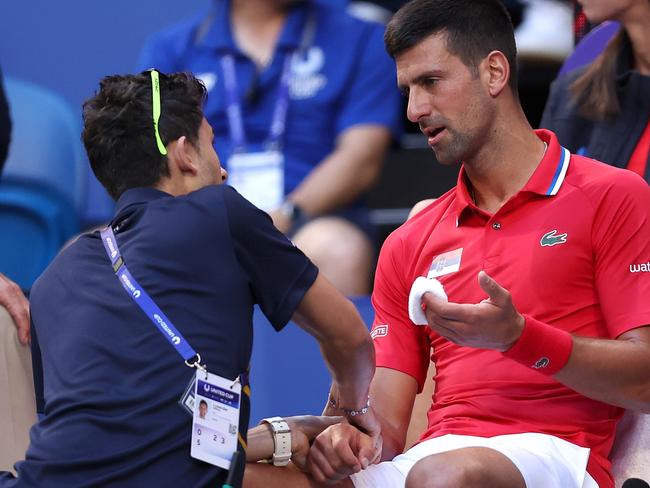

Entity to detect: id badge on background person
[227,150,284,211]
[191,369,242,470]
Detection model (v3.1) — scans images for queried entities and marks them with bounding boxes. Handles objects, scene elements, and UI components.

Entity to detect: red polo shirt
[371,130,650,488]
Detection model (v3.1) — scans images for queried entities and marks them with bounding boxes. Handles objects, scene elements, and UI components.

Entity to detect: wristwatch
[260,416,291,467]
[279,200,304,224]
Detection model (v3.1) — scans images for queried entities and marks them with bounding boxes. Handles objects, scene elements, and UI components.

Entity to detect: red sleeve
[371,232,431,392]
[591,170,650,337]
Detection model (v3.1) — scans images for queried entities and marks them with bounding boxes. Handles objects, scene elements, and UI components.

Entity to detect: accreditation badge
[190,369,242,470]
[227,150,284,211]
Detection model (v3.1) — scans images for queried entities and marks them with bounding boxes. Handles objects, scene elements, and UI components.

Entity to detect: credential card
[190,369,241,470]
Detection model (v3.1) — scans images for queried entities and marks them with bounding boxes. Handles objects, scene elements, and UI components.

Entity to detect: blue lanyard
[100,226,200,365]
[221,53,292,152]
[220,14,315,152]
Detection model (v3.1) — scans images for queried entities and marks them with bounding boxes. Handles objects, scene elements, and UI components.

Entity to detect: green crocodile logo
[540,230,568,247]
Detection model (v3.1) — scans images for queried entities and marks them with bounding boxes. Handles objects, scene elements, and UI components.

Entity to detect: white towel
[408,276,448,325]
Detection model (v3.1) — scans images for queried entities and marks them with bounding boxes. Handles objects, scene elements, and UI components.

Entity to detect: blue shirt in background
[137,0,402,200]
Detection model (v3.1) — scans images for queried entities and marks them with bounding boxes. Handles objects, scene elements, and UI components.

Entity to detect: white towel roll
[408,276,448,325]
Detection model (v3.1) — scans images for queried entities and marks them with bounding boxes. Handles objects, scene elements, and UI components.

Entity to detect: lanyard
[220,13,316,152]
[100,226,202,367]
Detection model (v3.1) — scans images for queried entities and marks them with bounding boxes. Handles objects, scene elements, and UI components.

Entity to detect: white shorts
[349,433,599,488]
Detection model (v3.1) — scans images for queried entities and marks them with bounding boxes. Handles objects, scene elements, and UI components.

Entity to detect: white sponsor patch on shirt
[290,47,327,99]
[630,261,650,272]
[371,324,388,339]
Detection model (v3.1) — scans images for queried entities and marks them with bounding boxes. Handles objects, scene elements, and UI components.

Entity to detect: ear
[167,135,199,176]
[481,50,510,98]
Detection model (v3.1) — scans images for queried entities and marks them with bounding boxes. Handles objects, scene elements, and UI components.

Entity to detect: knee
[294,218,372,266]
[293,217,374,294]
[293,217,374,291]
[405,454,484,488]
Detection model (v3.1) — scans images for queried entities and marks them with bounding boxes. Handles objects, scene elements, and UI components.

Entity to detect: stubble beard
[431,126,472,167]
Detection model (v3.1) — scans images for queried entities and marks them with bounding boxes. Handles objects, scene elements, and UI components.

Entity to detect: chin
[431,147,462,166]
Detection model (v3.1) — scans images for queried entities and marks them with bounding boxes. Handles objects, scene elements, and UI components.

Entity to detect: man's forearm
[246,416,347,464]
[288,126,390,216]
[317,301,375,411]
[553,327,650,412]
[247,423,276,463]
[292,274,375,413]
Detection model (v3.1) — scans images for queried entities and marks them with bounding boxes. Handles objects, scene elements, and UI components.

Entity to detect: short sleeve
[222,186,318,330]
[371,233,431,392]
[334,23,403,139]
[592,171,650,337]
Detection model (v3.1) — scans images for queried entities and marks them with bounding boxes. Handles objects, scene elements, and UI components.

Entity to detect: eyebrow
[399,69,445,88]
[415,71,443,83]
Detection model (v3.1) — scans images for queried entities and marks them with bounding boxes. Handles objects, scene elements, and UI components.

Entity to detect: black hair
[82,71,206,199]
[385,0,518,93]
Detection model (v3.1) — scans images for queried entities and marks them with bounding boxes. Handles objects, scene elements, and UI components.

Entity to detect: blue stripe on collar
[546,147,570,196]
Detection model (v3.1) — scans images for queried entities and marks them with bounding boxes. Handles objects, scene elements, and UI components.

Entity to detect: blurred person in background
[138,0,403,296]
[541,0,650,183]
[0,67,30,344]
[0,65,34,477]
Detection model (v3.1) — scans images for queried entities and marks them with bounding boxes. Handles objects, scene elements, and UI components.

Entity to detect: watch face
[280,201,294,218]
[281,201,301,222]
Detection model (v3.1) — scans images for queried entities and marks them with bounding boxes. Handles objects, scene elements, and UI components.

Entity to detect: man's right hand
[284,415,345,471]
[306,419,382,484]
[0,272,30,345]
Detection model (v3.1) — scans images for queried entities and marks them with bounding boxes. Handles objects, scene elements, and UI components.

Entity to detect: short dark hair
[82,71,206,200]
[385,0,518,93]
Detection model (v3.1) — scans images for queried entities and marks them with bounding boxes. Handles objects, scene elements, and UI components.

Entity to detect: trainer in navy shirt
[3,185,317,487]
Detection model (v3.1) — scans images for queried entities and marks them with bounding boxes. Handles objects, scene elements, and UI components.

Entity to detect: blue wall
[0,0,210,112]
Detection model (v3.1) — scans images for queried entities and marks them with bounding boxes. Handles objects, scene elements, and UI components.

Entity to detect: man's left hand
[422,270,524,351]
[306,422,381,484]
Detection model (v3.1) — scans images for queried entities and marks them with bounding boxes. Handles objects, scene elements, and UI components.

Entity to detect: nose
[406,87,431,124]
[220,167,228,182]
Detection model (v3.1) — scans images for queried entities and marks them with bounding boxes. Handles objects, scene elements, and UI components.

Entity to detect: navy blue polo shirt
[137,0,402,197]
[2,185,317,487]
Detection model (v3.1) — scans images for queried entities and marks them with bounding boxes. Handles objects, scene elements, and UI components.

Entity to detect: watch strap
[260,416,291,467]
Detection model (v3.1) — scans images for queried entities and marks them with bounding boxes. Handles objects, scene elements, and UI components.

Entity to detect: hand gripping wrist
[260,417,291,467]
[502,314,573,375]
